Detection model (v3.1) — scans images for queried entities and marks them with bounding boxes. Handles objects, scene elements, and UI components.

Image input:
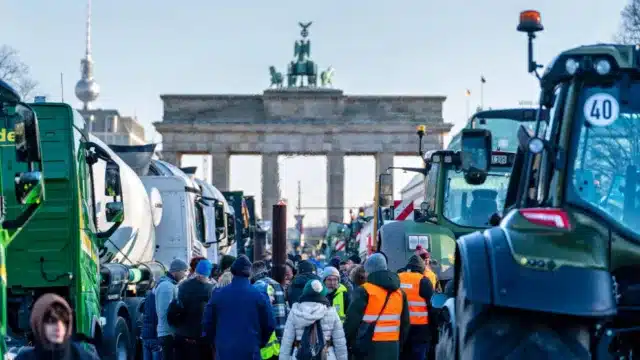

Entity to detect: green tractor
[0,81,45,359]
[378,108,543,290]
[433,10,640,359]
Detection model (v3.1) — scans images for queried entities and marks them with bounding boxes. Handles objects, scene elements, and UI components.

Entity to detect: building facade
[79,109,146,145]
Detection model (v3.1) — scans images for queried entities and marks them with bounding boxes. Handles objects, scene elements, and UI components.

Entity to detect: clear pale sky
[3,0,627,225]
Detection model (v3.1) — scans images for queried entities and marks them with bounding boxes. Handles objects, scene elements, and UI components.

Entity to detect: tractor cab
[435,10,640,358]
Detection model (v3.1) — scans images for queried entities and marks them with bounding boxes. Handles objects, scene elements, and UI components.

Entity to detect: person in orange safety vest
[343,253,410,360]
[414,245,439,292]
[398,255,434,360]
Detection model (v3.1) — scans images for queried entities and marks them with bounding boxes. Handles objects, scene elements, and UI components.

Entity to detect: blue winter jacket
[202,276,276,360]
[141,276,175,340]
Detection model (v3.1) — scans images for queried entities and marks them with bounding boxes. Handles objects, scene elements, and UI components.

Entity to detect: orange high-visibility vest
[424,268,438,291]
[361,283,404,342]
[398,272,429,325]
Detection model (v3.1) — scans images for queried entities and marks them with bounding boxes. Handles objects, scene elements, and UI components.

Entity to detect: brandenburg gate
[154,22,452,222]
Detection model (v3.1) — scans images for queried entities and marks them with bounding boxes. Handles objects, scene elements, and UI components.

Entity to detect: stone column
[210,152,230,191]
[161,151,182,167]
[326,152,345,223]
[375,152,394,205]
[261,153,280,221]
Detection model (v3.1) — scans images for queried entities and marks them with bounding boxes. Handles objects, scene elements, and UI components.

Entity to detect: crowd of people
[13,245,440,360]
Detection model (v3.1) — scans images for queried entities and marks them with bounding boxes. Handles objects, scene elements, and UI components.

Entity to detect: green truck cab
[438,10,640,358]
[0,81,45,360]
[379,108,543,286]
[1,103,142,360]
[379,149,514,282]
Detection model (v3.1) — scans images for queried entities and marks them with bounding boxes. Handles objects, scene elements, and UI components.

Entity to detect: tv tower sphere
[75,75,100,103]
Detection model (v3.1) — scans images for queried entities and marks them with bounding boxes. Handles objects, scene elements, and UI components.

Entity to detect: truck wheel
[100,316,132,360]
[456,271,591,360]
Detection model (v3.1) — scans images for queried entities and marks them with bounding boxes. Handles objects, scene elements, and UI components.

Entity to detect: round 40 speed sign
[583,93,619,127]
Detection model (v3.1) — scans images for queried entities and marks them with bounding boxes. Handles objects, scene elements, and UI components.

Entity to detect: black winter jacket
[286,272,321,307]
[15,342,100,360]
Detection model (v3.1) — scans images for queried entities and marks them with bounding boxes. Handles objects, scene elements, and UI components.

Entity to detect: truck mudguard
[457,227,617,317]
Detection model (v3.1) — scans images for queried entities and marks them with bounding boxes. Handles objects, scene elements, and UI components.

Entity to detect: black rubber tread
[100,316,132,360]
[435,323,455,360]
[456,271,591,360]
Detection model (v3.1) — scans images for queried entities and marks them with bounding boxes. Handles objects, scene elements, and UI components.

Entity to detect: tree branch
[0,45,38,100]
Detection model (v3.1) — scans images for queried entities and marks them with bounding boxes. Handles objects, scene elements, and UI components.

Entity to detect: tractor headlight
[528,137,544,154]
[565,58,579,75]
[595,59,611,75]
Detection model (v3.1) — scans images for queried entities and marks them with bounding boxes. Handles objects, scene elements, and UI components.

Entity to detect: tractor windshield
[472,118,539,152]
[442,165,511,227]
[569,79,640,235]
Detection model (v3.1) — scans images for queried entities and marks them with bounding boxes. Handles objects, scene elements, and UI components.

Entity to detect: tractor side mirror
[378,173,393,207]
[213,201,227,241]
[461,129,492,185]
[14,171,43,205]
[13,103,42,164]
[104,161,122,197]
[105,201,124,223]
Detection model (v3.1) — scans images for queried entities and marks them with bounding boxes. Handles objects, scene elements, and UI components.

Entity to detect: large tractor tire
[444,271,592,360]
[100,316,133,360]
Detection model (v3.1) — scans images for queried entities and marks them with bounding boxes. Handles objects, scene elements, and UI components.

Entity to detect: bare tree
[0,45,38,99]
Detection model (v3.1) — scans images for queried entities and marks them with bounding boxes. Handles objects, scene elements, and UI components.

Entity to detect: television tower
[75,0,100,110]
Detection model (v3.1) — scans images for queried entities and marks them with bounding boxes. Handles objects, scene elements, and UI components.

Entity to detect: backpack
[296,320,327,360]
[166,289,186,327]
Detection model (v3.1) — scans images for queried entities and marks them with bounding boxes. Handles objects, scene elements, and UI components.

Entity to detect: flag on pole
[481,76,486,83]
[294,214,304,235]
[465,89,471,96]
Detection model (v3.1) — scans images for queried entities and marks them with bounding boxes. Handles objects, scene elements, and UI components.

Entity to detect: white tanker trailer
[89,135,162,266]
[181,167,235,265]
[109,145,214,267]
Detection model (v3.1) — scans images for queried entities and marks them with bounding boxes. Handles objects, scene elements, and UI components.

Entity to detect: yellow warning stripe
[0,264,6,283]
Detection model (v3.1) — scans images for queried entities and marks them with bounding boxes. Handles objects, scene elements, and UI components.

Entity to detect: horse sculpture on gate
[269,66,284,88]
[267,22,338,89]
[320,66,335,87]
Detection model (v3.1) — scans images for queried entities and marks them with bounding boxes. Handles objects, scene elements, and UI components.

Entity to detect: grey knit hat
[169,259,189,273]
[364,253,387,274]
[321,266,340,281]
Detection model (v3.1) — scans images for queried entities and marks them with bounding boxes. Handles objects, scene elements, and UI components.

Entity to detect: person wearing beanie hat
[196,259,214,278]
[321,267,351,323]
[329,256,355,294]
[230,254,252,277]
[154,258,189,360]
[348,254,362,266]
[174,259,215,358]
[219,255,236,273]
[279,279,348,360]
[202,254,276,360]
[397,255,435,360]
[251,260,288,342]
[343,252,410,360]
[286,260,321,307]
[364,253,388,274]
[188,256,207,278]
[414,245,439,291]
[284,260,296,290]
